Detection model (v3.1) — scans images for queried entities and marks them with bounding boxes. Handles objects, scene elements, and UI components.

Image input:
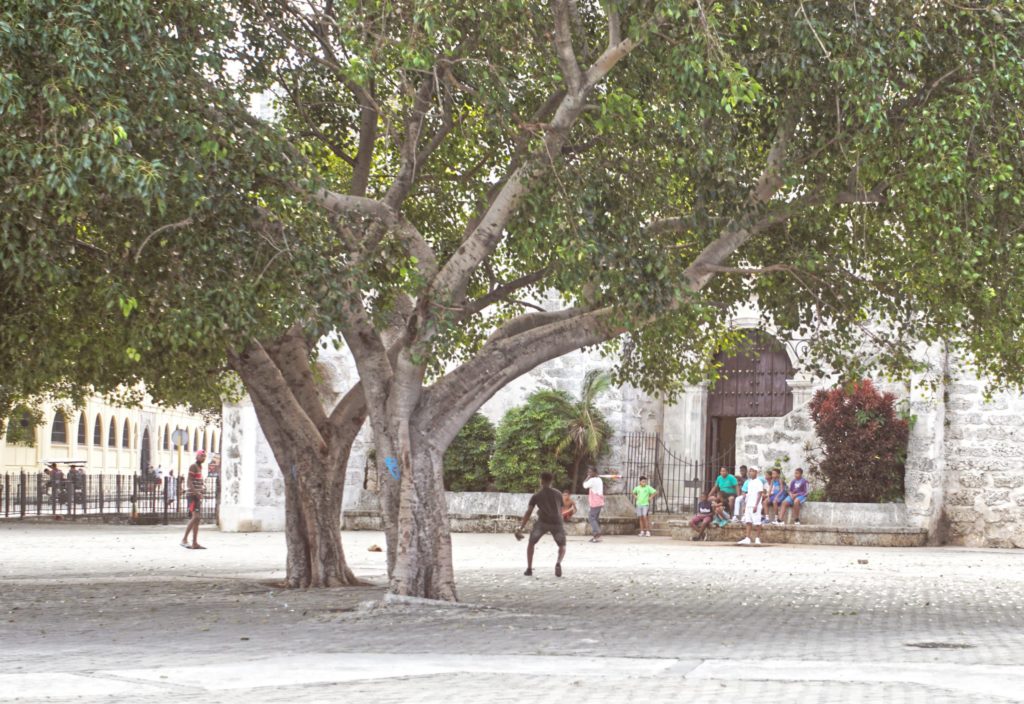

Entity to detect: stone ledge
[667,519,928,547]
[342,511,638,536]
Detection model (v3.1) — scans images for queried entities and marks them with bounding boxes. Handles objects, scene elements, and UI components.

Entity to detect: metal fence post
[115,475,122,514]
[3,474,9,518]
[98,475,104,516]
[131,474,138,521]
[215,474,222,527]
[162,479,169,525]
[19,472,26,519]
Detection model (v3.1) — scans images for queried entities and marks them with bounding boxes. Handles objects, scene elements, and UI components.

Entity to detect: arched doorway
[705,331,794,469]
[140,428,152,475]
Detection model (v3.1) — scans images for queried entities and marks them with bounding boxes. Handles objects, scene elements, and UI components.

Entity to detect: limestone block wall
[735,402,818,475]
[942,371,1024,548]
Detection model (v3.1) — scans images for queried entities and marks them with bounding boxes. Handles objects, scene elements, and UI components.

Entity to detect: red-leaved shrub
[808,379,909,503]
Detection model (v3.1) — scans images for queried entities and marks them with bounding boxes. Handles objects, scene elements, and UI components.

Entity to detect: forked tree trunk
[248,394,362,588]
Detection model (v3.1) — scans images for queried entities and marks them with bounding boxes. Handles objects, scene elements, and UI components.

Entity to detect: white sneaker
[755,537,762,545]
[773,520,783,526]
[645,531,652,537]
[638,531,645,536]
[737,537,751,545]
[731,516,740,523]
[794,521,801,526]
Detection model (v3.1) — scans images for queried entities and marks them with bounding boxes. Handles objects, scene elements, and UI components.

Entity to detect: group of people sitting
[689,465,810,541]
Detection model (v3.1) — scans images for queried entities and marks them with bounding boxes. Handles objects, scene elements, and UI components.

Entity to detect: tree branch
[424,305,618,444]
[229,342,326,451]
[426,30,646,311]
[461,266,553,318]
[383,76,436,210]
[313,190,439,277]
[551,0,584,94]
[261,323,329,432]
[134,218,193,263]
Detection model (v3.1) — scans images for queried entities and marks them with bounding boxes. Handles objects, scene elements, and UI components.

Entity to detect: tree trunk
[292,448,361,587]
[570,456,583,493]
[246,391,361,588]
[385,424,456,600]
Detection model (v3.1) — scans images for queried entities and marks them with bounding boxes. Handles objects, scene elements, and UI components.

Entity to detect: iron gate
[619,432,713,514]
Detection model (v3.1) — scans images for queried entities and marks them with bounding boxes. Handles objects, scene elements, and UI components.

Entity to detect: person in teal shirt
[713,466,739,516]
[632,477,658,536]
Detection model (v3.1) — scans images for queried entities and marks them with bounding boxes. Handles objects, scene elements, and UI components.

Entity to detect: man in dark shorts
[180,450,206,549]
[516,472,566,577]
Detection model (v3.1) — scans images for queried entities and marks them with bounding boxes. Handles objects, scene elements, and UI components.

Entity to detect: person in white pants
[737,468,766,545]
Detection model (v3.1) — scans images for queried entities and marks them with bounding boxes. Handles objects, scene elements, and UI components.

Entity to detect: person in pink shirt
[581,466,620,543]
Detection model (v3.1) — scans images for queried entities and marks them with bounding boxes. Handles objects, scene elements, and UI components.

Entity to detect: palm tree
[550,369,614,491]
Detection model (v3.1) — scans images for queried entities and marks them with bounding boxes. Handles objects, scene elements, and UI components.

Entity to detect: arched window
[184,429,190,451]
[211,431,218,455]
[218,434,222,453]
[93,414,103,446]
[50,411,68,444]
[122,419,130,448]
[193,429,199,451]
[202,429,207,451]
[108,418,117,447]
[163,426,170,450]
[77,412,87,446]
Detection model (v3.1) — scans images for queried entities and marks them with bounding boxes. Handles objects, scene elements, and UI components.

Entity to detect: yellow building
[2,396,221,477]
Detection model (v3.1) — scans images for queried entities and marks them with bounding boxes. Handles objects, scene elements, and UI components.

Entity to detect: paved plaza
[2,523,1024,703]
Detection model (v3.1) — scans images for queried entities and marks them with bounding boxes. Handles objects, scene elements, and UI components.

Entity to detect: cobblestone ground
[2,523,1024,703]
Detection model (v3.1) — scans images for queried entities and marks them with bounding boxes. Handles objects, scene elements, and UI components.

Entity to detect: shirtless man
[180,450,207,549]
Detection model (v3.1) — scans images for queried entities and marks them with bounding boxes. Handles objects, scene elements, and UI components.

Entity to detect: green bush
[489,387,612,493]
[442,413,496,491]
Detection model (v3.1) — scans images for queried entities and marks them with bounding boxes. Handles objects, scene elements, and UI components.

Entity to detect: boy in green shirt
[632,476,658,537]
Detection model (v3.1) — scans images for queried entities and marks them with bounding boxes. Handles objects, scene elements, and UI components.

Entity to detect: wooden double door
[705,331,794,470]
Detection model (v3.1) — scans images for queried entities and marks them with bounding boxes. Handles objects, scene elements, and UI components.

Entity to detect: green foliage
[490,391,576,493]
[2,404,42,446]
[551,370,614,491]
[490,379,612,493]
[806,487,826,503]
[4,0,1024,448]
[0,0,317,417]
[442,413,496,492]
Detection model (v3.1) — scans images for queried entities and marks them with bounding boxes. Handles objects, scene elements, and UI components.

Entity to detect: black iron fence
[0,472,220,524]
[616,432,720,514]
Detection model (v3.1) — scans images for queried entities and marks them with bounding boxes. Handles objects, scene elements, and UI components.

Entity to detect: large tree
[5,1,1024,599]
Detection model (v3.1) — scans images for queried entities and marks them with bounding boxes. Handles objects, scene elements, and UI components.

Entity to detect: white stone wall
[735,402,818,475]
[941,367,1024,548]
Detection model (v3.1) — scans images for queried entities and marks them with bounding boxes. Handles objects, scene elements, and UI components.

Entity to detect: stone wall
[942,368,1024,548]
[735,402,817,475]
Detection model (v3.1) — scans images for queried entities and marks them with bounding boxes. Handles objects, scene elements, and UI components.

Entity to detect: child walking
[632,476,658,537]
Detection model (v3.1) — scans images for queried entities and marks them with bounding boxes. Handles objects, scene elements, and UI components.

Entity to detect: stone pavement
[2,523,1024,703]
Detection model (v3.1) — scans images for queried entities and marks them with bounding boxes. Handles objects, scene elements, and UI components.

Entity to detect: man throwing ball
[517,472,566,577]
[180,450,207,550]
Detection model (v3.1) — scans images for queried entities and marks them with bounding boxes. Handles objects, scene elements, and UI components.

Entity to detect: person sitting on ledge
[778,467,809,525]
[689,492,714,540]
[766,468,788,524]
[561,489,577,523]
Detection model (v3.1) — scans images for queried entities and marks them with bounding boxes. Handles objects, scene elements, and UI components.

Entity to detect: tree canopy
[3,0,1024,597]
